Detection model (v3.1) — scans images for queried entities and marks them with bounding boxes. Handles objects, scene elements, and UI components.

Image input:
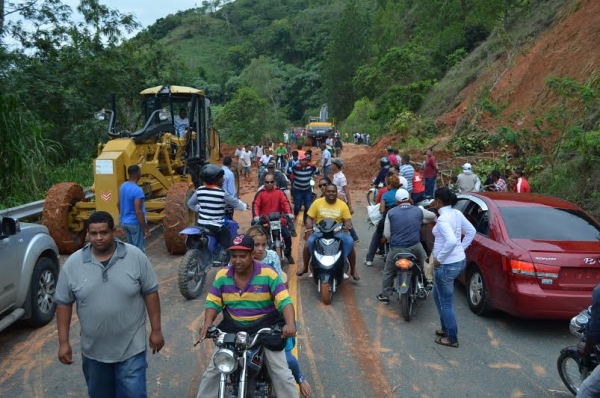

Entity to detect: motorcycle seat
[394,252,419,262]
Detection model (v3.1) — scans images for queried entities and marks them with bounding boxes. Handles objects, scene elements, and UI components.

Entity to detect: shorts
[243,166,250,173]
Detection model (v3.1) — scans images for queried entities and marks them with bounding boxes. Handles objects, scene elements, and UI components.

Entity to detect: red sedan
[423,192,600,319]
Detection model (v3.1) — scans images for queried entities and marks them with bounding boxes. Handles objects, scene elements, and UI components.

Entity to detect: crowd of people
[54,133,538,398]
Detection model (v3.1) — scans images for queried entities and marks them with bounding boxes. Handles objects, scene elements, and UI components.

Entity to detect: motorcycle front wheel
[178,249,210,300]
[367,190,377,206]
[399,278,414,322]
[557,350,591,396]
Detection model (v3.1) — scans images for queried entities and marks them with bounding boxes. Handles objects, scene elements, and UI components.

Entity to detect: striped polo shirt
[205,260,292,325]
[400,164,415,192]
[291,164,317,191]
[196,186,226,227]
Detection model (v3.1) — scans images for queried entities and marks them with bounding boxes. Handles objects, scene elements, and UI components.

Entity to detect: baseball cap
[228,234,254,251]
[462,163,472,171]
[332,158,343,168]
[299,154,307,160]
[395,188,410,203]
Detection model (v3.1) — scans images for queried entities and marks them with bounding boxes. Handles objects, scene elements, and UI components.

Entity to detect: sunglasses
[264,181,275,184]
[318,183,328,187]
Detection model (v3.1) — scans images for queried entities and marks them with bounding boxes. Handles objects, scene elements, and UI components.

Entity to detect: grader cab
[42,85,221,254]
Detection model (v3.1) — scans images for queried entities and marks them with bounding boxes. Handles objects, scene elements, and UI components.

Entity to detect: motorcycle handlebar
[201,326,283,349]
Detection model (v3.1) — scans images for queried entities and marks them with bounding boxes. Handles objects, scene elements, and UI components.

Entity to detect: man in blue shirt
[221,157,237,198]
[118,165,150,253]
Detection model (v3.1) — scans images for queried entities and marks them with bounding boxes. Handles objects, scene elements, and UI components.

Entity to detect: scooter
[311,218,346,305]
[557,306,599,395]
[393,252,428,321]
[177,218,239,300]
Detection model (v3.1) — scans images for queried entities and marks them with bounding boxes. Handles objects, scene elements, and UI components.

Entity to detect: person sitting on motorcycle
[247,225,285,282]
[187,164,247,261]
[259,162,291,194]
[253,173,296,264]
[577,283,600,397]
[376,189,436,302]
[196,234,298,397]
[373,157,391,188]
[297,182,360,281]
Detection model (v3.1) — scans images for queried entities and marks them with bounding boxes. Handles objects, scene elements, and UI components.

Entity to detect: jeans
[308,231,353,261]
[322,165,331,179]
[82,350,148,398]
[201,224,233,262]
[366,212,388,262]
[425,177,436,198]
[280,226,292,256]
[285,350,305,385]
[433,259,466,344]
[121,223,145,253]
[381,243,427,296]
[577,364,600,397]
[196,348,297,397]
[292,188,313,224]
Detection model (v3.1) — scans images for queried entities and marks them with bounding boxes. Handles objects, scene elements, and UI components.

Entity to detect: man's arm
[281,303,296,338]
[199,308,219,343]
[56,304,74,364]
[383,214,391,239]
[224,191,247,211]
[134,198,150,239]
[343,217,353,231]
[421,208,437,224]
[187,192,199,212]
[143,291,164,354]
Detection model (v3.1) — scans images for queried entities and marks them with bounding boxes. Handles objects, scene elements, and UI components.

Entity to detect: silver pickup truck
[0,217,60,332]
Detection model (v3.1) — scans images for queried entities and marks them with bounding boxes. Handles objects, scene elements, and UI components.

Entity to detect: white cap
[462,162,472,171]
[395,188,410,203]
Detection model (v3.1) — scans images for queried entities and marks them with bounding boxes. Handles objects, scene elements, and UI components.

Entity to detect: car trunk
[513,239,600,291]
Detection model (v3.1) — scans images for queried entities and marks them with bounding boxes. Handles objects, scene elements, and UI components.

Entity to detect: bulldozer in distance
[42,85,223,255]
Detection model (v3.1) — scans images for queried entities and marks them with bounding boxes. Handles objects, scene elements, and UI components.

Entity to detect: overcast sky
[62,0,201,29]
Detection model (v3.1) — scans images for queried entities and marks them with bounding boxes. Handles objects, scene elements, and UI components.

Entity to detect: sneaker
[285,254,295,264]
[376,293,390,303]
[365,260,373,267]
[343,273,350,280]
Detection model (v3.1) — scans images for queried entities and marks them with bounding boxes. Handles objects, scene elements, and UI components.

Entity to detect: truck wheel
[42,182,86,254]
[164,183,196,254]
[24,257,58,327]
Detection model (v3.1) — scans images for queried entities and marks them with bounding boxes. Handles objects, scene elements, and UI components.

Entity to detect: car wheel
[467,265,492,316]
[25,257,58,327]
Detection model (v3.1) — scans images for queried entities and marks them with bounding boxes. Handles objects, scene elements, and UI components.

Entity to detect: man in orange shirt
[512,167,531,193]
[411,164,426,202]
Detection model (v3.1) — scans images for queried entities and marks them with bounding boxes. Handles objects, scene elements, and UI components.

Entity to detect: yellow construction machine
[42,85,223,254]
[304,104,335,146]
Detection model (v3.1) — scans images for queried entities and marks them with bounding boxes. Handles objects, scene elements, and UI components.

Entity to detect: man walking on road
[320,143,332,178]
[118,164,150,253]
[54,211,164,398]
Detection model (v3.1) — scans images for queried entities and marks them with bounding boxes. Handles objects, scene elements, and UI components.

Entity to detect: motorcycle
[256,212,286,262]
[393,252,428,321]
[367,177,384,206]
[177,218,239,300]
[311,218,347,305]
[203,326,282,398]
[557,307,599,395]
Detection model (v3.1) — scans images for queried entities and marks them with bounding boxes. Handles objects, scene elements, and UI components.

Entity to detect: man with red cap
[196,234,298,397]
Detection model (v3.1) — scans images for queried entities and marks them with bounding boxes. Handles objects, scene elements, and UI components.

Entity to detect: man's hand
[199,323,212,344]
[144,229,151,240]
[303,229,312,241]
[282,323,297,338]
[149,330,165,354]
[433,258,441,268]
[253,217,261,224]
[58,342,74,365]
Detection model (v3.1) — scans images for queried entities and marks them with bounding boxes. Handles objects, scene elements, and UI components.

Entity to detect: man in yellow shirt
[296,183,359,280]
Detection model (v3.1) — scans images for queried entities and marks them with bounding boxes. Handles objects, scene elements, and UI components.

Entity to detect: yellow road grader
[42,85,223,254]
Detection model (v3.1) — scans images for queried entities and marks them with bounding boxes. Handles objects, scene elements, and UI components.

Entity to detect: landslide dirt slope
[438,0,600,131]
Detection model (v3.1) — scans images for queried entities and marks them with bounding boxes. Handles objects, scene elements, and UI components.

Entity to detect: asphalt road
[0,196,581,397]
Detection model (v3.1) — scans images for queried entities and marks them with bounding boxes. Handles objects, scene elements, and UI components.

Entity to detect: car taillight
[504,258,559,278]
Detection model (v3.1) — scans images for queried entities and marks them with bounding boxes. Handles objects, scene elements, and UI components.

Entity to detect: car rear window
[500,207,600,241]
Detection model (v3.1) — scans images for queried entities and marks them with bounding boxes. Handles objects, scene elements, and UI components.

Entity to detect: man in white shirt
[320,143,332,178]
[174,108,189,138]
[240,146,252,180]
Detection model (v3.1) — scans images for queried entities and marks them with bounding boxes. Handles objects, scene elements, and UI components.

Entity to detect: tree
[321,0,371,120]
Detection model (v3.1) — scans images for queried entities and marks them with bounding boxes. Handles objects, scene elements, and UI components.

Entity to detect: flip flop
[351,273,361,281]
[435,329,447,337]
[435,337,459,348]
[296,270,308,276]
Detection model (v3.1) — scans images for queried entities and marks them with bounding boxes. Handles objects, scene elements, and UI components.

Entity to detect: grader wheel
[163,182,196,254]
[42,183,86,254]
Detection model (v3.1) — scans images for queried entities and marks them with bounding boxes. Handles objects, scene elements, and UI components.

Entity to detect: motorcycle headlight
[569,313,589,339]
[213,349,237,374]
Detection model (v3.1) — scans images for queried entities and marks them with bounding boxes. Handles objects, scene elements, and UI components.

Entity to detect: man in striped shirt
[291,154,318,224]
[196,234,298,397]
[400,154,415,194]
[187,165,247,259]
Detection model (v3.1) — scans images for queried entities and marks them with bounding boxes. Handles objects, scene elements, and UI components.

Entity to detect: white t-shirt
[174,115,189,137]
[240,150,252,167]
[234,148,242,158]
[332,171,348,202]
[260,154,273,166]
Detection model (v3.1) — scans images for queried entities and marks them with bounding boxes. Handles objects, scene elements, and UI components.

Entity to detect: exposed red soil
[438,0,600,133]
